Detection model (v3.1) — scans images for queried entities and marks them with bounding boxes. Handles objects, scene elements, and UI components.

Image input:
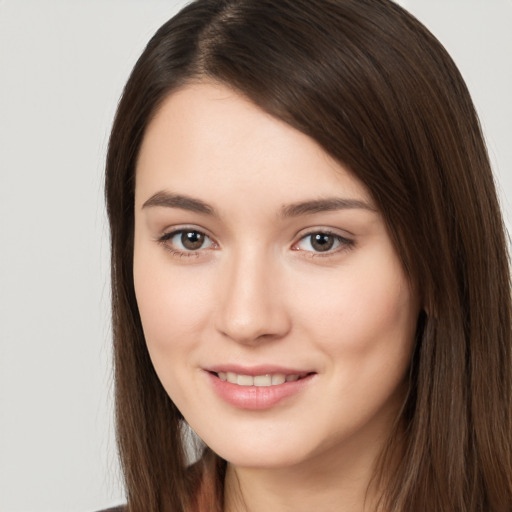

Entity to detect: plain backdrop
[0,1,511,511]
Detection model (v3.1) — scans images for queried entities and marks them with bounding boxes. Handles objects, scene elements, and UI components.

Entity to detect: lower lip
[206,372,315,410]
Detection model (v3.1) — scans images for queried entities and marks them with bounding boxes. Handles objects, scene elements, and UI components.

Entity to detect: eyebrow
[142,190,376,217]
[281,197,376,217]
[142,191,217,216]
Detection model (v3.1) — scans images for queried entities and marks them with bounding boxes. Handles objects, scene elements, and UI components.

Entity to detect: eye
[159,229,216,253]
[294,232,353,254]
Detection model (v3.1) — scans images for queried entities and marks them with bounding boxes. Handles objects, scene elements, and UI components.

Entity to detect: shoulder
[95,507,126,512]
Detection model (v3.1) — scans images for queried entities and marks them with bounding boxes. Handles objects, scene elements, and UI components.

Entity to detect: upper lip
[204,364,314,376]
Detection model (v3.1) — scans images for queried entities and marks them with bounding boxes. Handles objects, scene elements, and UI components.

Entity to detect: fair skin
[133,82,420,512]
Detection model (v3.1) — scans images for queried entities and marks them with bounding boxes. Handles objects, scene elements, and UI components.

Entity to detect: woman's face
[133,83,419,470]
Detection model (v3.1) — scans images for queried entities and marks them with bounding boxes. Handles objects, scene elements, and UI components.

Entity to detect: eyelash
[157,228,355,259]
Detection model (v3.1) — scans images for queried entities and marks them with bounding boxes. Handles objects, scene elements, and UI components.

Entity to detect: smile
[216,372,305,387]
[207,369,315,410]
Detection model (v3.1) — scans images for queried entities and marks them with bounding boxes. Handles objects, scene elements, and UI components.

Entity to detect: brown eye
[159,229,215,254]
[295,231,353,254]
[310,233,335,252]
[180,231,206,250]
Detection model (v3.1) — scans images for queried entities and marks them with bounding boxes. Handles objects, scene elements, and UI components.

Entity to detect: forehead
[135,82,372,210]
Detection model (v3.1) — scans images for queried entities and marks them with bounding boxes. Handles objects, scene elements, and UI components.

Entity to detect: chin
[195,426,316,470]
[218,445,309,470]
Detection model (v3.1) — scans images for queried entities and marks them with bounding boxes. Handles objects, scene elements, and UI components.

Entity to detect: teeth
[253,375,272,386]
[237,374,254,386]
[271,374,286,385]
[216,372,302,387]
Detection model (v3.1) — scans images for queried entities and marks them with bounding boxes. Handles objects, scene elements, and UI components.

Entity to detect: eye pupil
[311,233,334,252]
[181,231,205,250]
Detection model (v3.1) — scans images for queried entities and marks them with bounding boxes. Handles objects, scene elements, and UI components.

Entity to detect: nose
[214,249,292,345]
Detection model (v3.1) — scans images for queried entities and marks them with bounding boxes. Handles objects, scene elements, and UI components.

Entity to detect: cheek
[295,254,417,359]
[133,249,212,361]
[298,260,418,431]
[133,261,218,410]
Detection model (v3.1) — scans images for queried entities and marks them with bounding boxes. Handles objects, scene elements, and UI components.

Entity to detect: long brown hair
[105,1,512,510]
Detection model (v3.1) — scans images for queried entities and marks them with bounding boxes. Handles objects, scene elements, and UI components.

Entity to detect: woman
[103,0,512,510]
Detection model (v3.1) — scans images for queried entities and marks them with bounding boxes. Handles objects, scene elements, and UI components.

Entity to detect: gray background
[0,1,511,511]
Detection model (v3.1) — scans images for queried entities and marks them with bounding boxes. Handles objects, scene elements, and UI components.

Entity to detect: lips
[205,366,316,409]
